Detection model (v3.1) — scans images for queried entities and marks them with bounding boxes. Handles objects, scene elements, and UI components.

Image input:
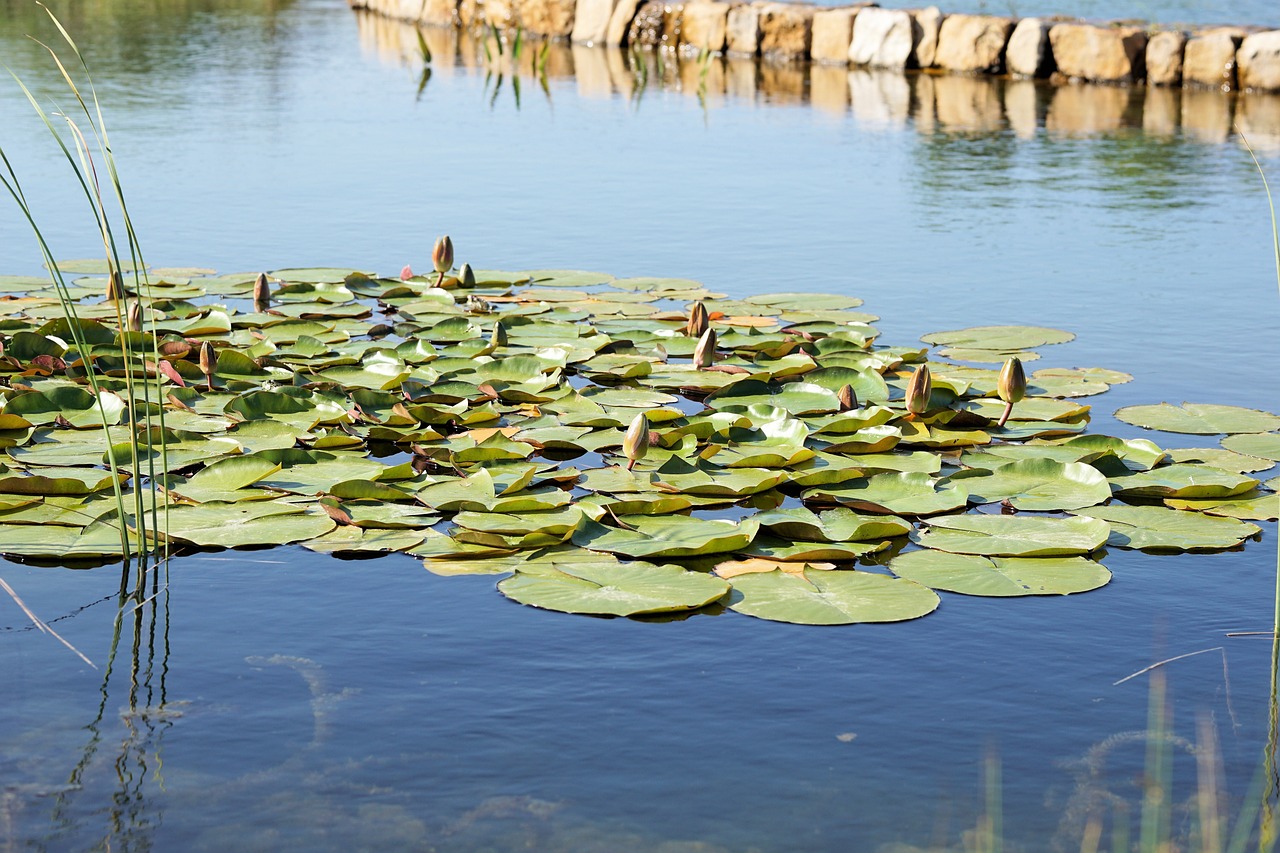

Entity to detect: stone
[605,0,645,45]
[1183,28,1244,90]
[458,0,482,26]
[848,7,914,70]
[933,14,1013,74]
[1145,30,1187,86]
[1006,17,1052,78]
[725,3,762,55]
[627,0,668,45]
[1239,31,1280,92]
[758,3,814,60]
[420,0,460,25]
[573,0,621,44]
[1048,23,1147,84]
[482,0,518,28]
[810,8,857,65]
[517,0,577,36]
[680,2,731,52]
[910,6,943,68]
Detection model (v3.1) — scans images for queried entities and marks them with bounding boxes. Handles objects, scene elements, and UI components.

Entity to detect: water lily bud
[997,357,1026,405]
[905,364,932,416]
[492,320,508,348]
[623,412,650,471]
[106,270,124,302]
[686,301,709,338]
[199,341,217,386]
[693,327,716,369]
[837,384,857,412]
[400,264,414,281]
[127,300,143,333]
[459,262,476,288]
[253,273,272,313]
[432,235,454,273]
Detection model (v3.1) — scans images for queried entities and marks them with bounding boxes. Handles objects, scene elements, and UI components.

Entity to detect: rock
[482,0,518,28]
[517,0,577,37]
[1145,30,1187,86]
[910,6,943,68]
[1239,31,1280,92]
[758,3,814,60]
[1006,17,1052,77]
[848,7,914,70]
[1183,28,1244,90]
[933,13,1013,74]
[725,3,762,55]
[420,0,460,25]
[680,2,731,52]
[811,8,858,65]
[458,0,482,26]
[627,0,681,46]
[1048,23,1147,84]
[605,0,645,45]
[573,0,620,44]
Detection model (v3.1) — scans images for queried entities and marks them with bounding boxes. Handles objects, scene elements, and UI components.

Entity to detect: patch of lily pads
[0,245,1275,626]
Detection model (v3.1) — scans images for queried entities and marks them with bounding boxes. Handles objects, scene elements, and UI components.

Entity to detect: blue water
[2,1,1280,850]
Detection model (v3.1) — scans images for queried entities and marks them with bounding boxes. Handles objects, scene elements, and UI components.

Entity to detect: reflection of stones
[810,63,849,114]
[848,68,910,129]
[1045,83,1137,136]
[1181,88,1234,144]
[1003,79,1039,139]
[1142,85,1181,136]
[1049,23,1147,85]
[933,74,1003,132]
[1237,91,1280,152]
[934,14,1013,75]
[1146,30,1187,87]
[1183,28,1244,91]
[1049,729,1196,853]
[848,7,914,71]
[1239,31,1280,93]
[1006,17,1051,79]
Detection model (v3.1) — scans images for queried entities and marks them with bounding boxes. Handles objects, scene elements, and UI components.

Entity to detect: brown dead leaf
[713,558,836,579]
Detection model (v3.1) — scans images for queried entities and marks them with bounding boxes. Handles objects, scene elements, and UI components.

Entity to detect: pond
[2,0,1279,850]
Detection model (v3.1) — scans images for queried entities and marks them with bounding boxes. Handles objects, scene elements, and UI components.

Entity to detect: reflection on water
[356,11,1280,152]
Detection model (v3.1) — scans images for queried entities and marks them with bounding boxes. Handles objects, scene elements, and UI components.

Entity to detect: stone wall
[348,0,1280,93]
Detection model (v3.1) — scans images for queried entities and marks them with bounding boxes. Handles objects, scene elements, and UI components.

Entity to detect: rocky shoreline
[347,0,1280,93]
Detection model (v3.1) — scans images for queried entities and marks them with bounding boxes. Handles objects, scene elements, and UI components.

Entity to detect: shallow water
[2,1,1280,851]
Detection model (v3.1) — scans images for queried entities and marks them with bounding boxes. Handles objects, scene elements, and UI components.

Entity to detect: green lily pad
[803,472,969,516]
[724,569,939,625]
[1221,432,1280,462]
[498,559,729,616]
[913,514,1110,557]
[1164,491,1280,522]
[572,515,758,559]
[157,501,336,548]
[752,507,912,542]
[1114,403,1280,435]
[1108,464,1258,500]
[889,551,1110,596]
[950,458,1112,511]
[1071,504,1260,551]
[921,325,1074,350]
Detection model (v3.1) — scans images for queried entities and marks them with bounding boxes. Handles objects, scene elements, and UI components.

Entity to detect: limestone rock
[628,0,681,46]
[725,3,762,55]
[458,0,481,26]
[573,0,620,44]
[1048,23,1147,84]
[933,14,1013,74]
[1146,30,1187,86]
[811,8,857,65]
[758,3,814,60]
[680,2,731,52]
[420,0,460,25]
[848,7,914,70]
[910,6,943,68]
[517,0,577,36]
[482,0,518,29]
[1006,17,1052,78]
[605,0,645,45]
[1183,28,1244,90]
[1239,31,1280,92]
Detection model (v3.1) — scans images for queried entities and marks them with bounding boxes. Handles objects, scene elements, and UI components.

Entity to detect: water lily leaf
[1114,403,1280,435]
[713,558,836,578]
[300,526,425,554]
[573,515,758,559]
[1030,367,1132,397]
[453,505,584,538]
[1109,464,1258,499]
[2,387,126,428]
[498,559,729,616]
[0,467,126,495]
[706,380,841,416]
[1166,447,1275,474]
[1221,433,1280,462]
[1164,491,1280,522]
[921,325,1074,350]
[725,569,938,625]
[958,397,1090,423]
[745,292,862,311]
[949,458,1112,511]
[167,456,283,502]
[912,514,1110,557]
[158,501,335,547]
[0,517,134,559]
[889,551,1110,596]
[653,464,787,498]
[935,347,1042,364]
[1071,504,1260,551]
[752,507,911,542]
[804,472,969,516]
[742,537,890,562]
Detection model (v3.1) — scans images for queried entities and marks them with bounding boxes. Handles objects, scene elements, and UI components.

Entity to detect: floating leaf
[913,514,1110,557]
[572,515,758,559]
[1221,433,1280,462]
[803,472,969,516]
[889,551,1110,596]
[752,507,911,542]
[1109,464,1258,500]
[1114,403,1280,435]
[1071,504,1260,551]
[725,569,939,625]
[950,458,1112,511]
[498,559,729,616]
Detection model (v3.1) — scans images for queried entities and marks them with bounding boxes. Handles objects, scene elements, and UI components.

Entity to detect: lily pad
[724,569,939,625]
[1114,403,1280,435]
[1070,504,1260,551]
[572,515,758,559]
[889,551,1110,596]
[912,514,1110,557]
[950,458,1112,511]
[498,559,729,616]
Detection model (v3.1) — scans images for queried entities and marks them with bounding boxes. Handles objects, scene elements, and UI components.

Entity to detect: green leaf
[1071,504,1261,551]
[1108,464,1258,499]
[1114,403,1280,435]
[498,559,729,616]
[950,458,1112,511]
[572,515,758,559]
[1221,432,1280,462]
[752,507,911,542]
[889,551,1110,596]
[913,514,1110,557]
[921,325,1074,350]
[724,569,939,625]
[157,501,336,547]
[803,472,969,516]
